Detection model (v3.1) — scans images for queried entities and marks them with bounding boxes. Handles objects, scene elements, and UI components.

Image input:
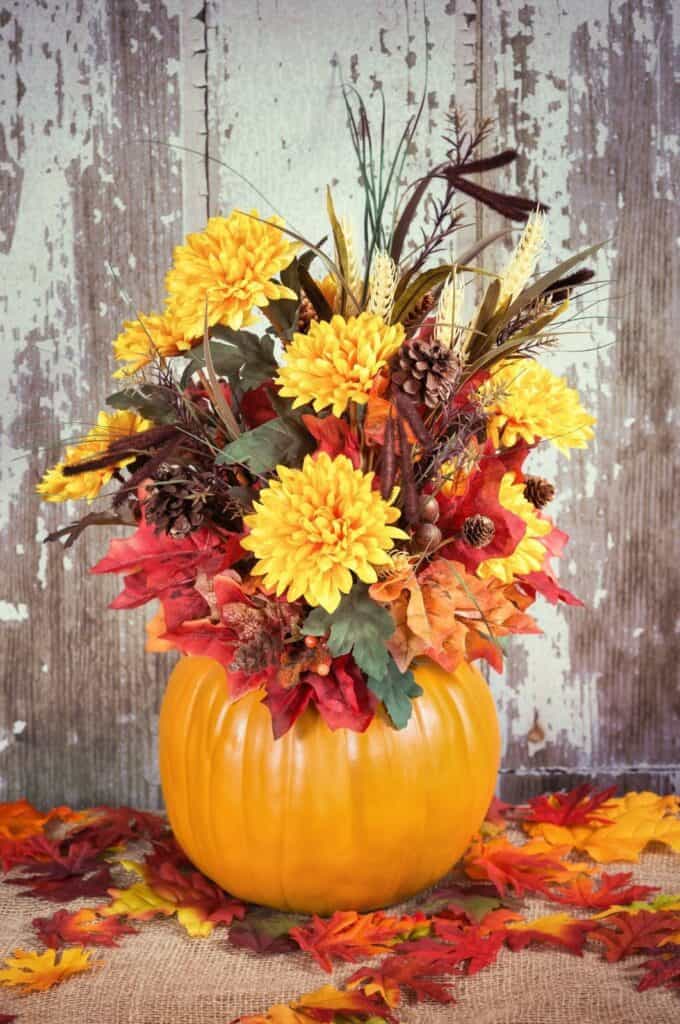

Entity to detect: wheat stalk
[496,211,545,308]
[435,271,465,349]
[340,216,363,313]
[367,250,398,321]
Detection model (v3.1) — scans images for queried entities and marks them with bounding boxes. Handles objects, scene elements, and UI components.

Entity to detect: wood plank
[0,0,204,808]
[482,0,680,778]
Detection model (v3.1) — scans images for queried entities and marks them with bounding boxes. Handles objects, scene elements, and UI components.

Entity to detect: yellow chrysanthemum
[112,308,195,378]
[477,472,551,583]
[276,312,404,417]
[37,410,152,503]
[481,359,595,455]
[241,452,407,613]
[165,210,299,340]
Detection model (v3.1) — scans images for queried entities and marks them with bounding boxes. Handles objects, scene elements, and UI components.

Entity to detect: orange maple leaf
[504,913,593,954]
[464,836,593,898]
[237,984,390,1023]
[0,947,100,995]
[524,792,680,863]
[371,558,538,673]
[0,799,81,842]
[290,910,427,972]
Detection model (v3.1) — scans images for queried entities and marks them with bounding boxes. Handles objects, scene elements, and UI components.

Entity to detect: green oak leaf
[302,584,394,682]
[366,656,423,730]
[106,385,177,423]
[217,416,314,475]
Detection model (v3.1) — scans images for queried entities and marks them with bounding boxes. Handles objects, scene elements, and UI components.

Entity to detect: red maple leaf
[524,784,617,827]
[141,842,247,928]
[302,414,361,468]
[349,953,456,1006]
[502,914,594,955]
[436,447,529,573]
[290,910,423,972]
[66,806,168,854]
[9,865,114,903]
[464,837,583,899]
[33,907,137,948]
[0,834,63,873]
[264,656,378,738]
[396,930,506,976]
[548,872,659,909]
[91,518,242,629]
[638,948,680,992]
[588,910,680,962]
[518,525,583,607]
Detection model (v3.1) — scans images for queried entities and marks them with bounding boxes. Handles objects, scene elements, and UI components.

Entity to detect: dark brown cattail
[524,475,555,509]
[462,514,496,548]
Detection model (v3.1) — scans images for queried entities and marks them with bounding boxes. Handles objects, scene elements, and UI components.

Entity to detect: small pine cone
[403,291,436,334]
[392,335,459,410]
[524,476,555,509]
[462,514,496,549]
[143,465,209,537]
[296,294,318,334]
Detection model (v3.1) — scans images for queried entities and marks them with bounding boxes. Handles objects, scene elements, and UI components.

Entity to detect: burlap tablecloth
[2,836,679,1024]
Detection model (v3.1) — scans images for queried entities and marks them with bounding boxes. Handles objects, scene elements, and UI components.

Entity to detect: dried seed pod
[462,514,496,549]
[418,495,440,524]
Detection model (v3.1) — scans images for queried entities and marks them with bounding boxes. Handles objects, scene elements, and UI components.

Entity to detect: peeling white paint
[0,601,29,622]
[12,720,27,735]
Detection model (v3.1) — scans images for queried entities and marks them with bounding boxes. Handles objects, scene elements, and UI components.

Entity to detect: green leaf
[216,416,314,475]
[185,328,278,391]
[392,264,453,326]
[106,385,177,423]
[302,584,394,681]
[264,259,302,341]
[366,656,423,730]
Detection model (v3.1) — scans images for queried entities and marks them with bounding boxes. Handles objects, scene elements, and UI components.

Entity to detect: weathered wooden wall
[1,0,678,808]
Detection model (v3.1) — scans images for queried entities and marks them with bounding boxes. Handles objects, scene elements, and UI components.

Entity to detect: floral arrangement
[39,105,597,737]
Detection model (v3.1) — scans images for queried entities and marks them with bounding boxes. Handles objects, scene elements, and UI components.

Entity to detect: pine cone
[403,291,436,334]
[296,294,318,334]
[524,476,555,509]
[143,464,209,537]
[391,336,459,410]
[462,514,496,548]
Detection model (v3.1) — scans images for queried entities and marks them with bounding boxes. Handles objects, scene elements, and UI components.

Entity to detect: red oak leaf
[638,949,680,992]
[588,910,680,962]
[548,872,659,909]
[524,784,617,827]
[302,414,361,468]
[290,910,425,972]
[348,954,456,1006]
[33,908,137,948]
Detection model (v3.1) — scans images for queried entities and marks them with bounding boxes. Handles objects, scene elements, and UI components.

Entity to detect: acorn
[413,522,442,553]
[418,494,440,524]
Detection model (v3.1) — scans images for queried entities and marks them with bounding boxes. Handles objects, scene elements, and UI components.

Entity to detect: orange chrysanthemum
[165,210,299,340]
[276,312,404,417]
[241,453,407,613]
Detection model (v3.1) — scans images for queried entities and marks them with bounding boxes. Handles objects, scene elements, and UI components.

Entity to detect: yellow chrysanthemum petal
[112,308,195,378]
[165,210,299,340]
[481,359,595,455]
[276,312,404,417]
[37,410,152,503]
[477,472,552,583]
[241,453,407,613]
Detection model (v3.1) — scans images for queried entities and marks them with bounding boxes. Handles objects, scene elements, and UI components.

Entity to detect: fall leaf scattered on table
[0,947,100,994]
[33,908,137,949]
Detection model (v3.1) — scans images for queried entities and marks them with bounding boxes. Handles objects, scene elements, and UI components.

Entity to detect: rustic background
[1,0,678,809]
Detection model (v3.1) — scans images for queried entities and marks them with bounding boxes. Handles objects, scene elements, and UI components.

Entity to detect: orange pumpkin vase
[159,654,500,914]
